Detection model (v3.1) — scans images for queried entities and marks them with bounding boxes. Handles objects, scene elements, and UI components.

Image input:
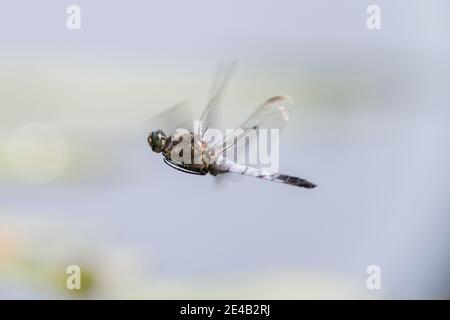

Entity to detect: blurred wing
[213,170,245,190]
[198,61,237,137]
[211,95,293,156]
[142,100,194,135]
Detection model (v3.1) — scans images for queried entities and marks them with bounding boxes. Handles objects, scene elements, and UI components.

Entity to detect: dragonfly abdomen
[213,161,316,189]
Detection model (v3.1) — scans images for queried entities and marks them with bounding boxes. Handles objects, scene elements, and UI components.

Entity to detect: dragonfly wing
[210,95,293,156]
[198,61,237,137]
[142,100,194,135]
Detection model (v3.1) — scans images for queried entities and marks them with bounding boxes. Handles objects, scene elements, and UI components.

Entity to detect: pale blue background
[0,0,449,298]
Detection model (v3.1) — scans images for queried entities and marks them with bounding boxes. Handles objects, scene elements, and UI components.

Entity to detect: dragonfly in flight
[147,63,316,189]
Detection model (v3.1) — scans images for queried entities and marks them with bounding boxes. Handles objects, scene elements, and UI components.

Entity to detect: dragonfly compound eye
[149,130,166,153]
[147,133,153,146]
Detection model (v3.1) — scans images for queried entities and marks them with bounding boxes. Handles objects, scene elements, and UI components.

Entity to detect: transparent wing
[213,171,244,190]
[198,61,237,137]
[210,95,293,156]
[142,100,194,135]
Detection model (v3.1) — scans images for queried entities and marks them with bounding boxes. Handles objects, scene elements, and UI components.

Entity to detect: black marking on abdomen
[258,173,316,189]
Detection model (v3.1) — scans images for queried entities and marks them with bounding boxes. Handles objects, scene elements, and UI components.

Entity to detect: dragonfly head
[148,129,166,153]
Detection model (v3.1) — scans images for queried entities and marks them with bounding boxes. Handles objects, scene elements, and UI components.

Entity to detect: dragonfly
[147,63,316,189]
